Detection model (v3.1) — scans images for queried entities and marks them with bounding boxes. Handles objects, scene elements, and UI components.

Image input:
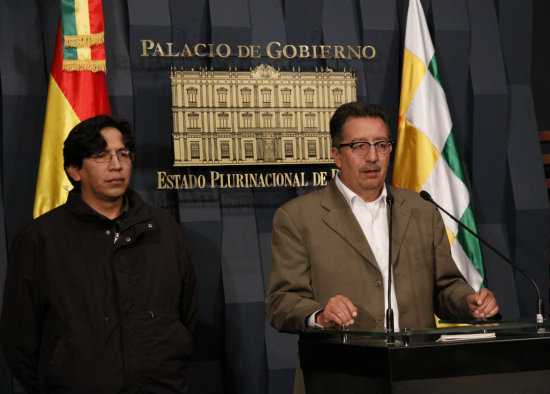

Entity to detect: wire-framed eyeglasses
[337,140,393,156]
[89,150,135,163]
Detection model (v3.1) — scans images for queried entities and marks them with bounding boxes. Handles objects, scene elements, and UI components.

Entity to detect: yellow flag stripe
[393,119,439,191]
[398,49,427,118]
[74,0,92,60]
[446,226,456,246]
[74,0,91,34]
[33,76,79,218]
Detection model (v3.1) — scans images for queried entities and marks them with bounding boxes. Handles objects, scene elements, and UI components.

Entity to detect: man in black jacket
[0,115,197,393]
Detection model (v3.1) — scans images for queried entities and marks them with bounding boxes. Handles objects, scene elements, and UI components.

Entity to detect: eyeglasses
[337,140,393,156]
[89,150,135,163]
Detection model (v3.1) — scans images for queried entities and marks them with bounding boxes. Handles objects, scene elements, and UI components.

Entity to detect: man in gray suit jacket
[265,102,498,334]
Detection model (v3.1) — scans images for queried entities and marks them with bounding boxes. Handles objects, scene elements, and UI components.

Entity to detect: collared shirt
[335,175,400,331]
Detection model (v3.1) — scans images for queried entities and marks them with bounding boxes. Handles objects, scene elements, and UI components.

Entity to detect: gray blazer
[265,179,475,333]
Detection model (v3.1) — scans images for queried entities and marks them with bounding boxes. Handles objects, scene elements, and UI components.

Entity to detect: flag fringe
[62,59,106,72]
[64,32,104,48]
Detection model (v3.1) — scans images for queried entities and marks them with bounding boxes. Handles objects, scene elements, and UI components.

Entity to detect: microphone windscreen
[419,190,432,202]
[386,194,394,205]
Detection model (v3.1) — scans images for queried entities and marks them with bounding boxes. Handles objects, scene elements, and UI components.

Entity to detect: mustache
[360,165,381,172]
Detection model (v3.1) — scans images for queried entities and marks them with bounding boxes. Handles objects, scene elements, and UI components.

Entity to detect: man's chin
[359,181,384,193]
[104,188,128,200]
[359,174,383,185]
[360,170,381,179]
[107,182,129,192]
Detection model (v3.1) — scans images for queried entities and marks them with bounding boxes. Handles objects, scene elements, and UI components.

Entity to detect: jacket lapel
[320,180,380,270]
[387,185,412,267]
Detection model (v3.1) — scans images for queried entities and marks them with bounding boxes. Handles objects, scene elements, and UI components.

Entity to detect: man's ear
[66,166,81,182]
[332,147,341,169]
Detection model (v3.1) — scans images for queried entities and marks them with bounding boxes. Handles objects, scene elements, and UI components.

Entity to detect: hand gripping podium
[299,322,550,394]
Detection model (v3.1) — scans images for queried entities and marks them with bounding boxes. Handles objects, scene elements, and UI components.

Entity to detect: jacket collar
[320,180,412,269]
[386,184,413,266]
[320,179,379,269]
[65,188,150,226]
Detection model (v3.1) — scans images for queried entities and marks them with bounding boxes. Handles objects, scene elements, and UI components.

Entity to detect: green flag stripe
[432,53,467,185]
[443,127,485,278]
[441,129,467,183]
[60,0,78,60]
[428,56,442,87]
[457,205,485,277]
[431,55,485,280]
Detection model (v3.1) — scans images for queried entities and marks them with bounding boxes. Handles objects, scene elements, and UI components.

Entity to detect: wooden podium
[299,323,550,393]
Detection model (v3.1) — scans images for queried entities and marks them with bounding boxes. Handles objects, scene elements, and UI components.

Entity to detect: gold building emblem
[170,64,356,166]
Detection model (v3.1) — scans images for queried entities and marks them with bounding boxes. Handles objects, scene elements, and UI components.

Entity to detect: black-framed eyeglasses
[337,140,393,156]
[89,150,135,163]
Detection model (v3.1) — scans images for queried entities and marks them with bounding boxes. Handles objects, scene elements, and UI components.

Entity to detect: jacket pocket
[45,335,74,380]
[41,328,82,388]
[136,310,193,368]
[40,320,110,391]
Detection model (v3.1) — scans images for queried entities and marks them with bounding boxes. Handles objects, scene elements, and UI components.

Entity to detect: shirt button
[374,280,382,287]
[106,230,111,235]
[148,223,153,228]
[125,237,131,242]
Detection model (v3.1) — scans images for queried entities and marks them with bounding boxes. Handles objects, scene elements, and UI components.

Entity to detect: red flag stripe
[51,23,110,120]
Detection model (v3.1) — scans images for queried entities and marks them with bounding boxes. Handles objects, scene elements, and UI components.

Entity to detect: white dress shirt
[334,176,400,331]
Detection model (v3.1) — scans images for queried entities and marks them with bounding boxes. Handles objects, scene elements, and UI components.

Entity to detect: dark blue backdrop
[1,0,549,392]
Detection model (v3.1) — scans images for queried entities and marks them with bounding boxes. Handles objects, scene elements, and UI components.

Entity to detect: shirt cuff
[307,309,324,328]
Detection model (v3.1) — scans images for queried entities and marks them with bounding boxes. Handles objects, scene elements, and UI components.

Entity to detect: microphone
[420,190,544,323]
[385,194,395,341]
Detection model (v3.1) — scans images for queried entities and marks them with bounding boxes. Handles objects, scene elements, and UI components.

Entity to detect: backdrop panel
[0,1,549,392]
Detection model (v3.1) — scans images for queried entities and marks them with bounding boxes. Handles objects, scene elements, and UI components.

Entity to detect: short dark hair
[63,114,135,187]
[329,101,390,147]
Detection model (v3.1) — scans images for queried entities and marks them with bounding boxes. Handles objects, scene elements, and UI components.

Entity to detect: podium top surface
[301,320,550,346]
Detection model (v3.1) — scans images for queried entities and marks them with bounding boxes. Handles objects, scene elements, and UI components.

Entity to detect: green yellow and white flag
[392,0,484,290]
[33,0,111,218]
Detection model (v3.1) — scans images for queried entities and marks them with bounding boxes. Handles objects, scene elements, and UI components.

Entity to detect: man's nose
[108,154,122,168]
[364,145,379,161]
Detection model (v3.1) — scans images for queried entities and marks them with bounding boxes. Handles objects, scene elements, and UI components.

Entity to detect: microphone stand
[386,194,395,342]
[420,190,544,324]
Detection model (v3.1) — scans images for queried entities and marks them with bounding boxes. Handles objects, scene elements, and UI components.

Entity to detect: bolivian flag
[392,0,484,290]
[33,0,110,218]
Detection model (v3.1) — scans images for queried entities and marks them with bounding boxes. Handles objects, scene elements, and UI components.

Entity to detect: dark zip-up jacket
[0,189,197,393]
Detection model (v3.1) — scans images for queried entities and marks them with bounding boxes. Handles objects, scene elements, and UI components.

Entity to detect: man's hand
[315,295,357,328]
[467,288,499,319]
